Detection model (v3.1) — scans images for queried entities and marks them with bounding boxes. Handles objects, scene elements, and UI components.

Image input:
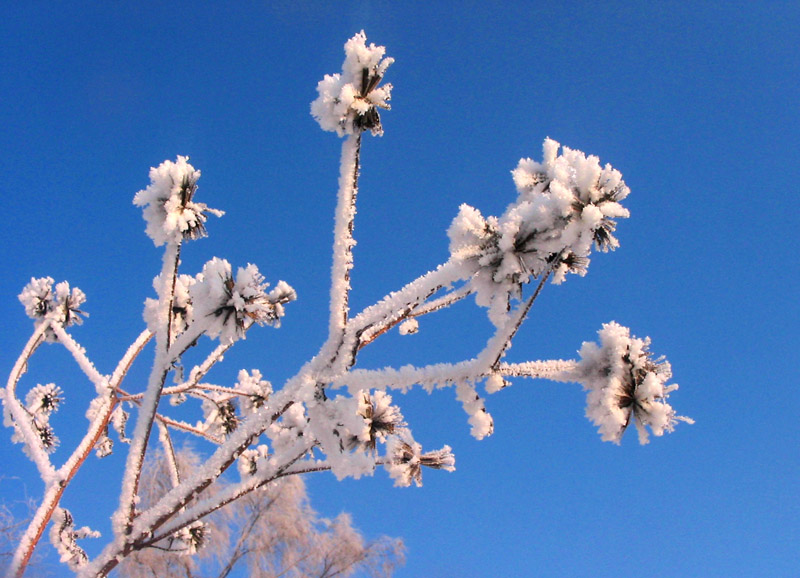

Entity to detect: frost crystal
[191,258,296,344]
[448,139,630,325]
[133,156,223,246]
[311,31,393,136]
[577,322,693,444]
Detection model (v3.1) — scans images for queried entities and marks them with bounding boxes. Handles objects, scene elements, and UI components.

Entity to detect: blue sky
[1,2,798,576]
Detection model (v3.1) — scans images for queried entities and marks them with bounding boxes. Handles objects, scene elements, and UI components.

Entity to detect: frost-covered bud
[236,369,273,415]
[237,445,270,478]
[191,258,296,344]
[133,156,223,246]
[36,422,59,453]
[355,390,404,450]
[311,30,393,136]
[18,277,55,320]
[576,322,693,445]
[94,435,113,458]
[144,273,196,337]
[199,394,239,438]
[25,383,63,417]
[398,318,419,335]
[174,521,207,556]
[266,403,308,458]
[485,374,509,394]
[19,277,87,340]
[384,432,455,488]
[448,139,630,325]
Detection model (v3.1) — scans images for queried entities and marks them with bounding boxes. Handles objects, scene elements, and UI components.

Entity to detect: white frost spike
[311,31,394,136]
[576,322,693,444]
[133,156,223,246]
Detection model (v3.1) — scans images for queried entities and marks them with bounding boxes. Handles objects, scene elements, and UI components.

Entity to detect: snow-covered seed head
[36,422,59,453]
[448,139,630,324]
[191,258,296,344]
[385,433,455,487]
[175,521,207,555]
[18,276,54,319]
[133,156,223,247]
[25,383,63,416]
[200,395,240,438]
[237,445,269,478]
[18,277,87,340]
[357,391,405,450]
[577,322,693,445]
[311,30,394,137]
[236,369,273,415]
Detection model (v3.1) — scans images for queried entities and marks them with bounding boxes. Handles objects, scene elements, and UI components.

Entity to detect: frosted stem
[115,242,182,537]
[478,272,550,370]
[327,133,362,350]
[498,360,578,382]
[156,421,181,487]
[4,322,54,482]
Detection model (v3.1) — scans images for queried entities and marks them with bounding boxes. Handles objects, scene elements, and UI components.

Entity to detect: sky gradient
[1,2,798,576]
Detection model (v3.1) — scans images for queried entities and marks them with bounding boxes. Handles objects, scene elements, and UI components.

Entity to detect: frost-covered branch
[3,31,690,578]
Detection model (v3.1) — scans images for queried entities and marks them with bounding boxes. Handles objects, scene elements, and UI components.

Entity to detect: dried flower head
[174,521,207,555]
[133,156,223,246]
[19,277,87,340]
[577,322,693,444]
[357,391,405,450]
[311,30,394,136]
[236,369,273,415]
[191,258,296,344]
[25,383,63,417]
[385,432,455,487]
[448,139,630,325]
[200,395,239,438]
[36,422,59,453]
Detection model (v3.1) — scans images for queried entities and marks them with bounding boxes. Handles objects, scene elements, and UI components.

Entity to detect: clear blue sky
[1,2,798,576]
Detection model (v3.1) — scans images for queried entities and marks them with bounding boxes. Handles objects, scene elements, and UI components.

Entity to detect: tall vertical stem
[115,242,182,538]
[324,133,362,369]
